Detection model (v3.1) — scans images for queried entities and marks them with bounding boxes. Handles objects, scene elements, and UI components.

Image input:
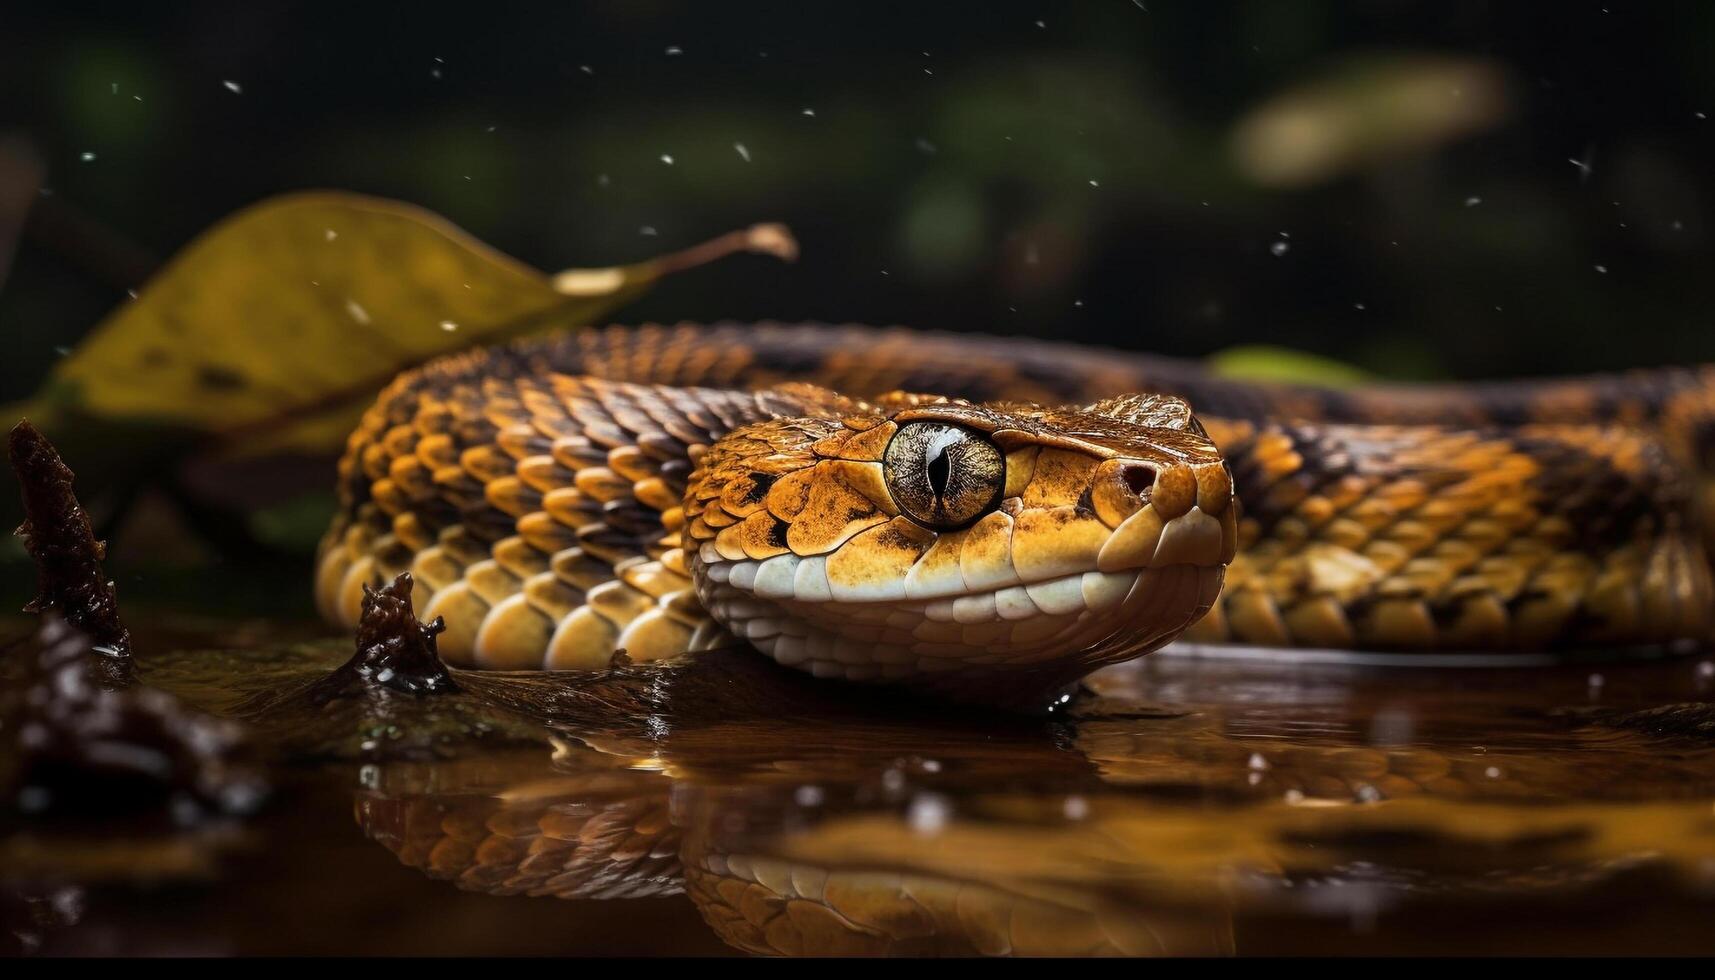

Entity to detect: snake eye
[883,422,1005,530]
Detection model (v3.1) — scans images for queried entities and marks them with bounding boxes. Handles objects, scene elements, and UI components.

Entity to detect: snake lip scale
[316,322,1715,708]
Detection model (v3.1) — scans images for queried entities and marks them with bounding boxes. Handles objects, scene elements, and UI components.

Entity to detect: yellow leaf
[1230,54,1512,188]
[24,191,796,456]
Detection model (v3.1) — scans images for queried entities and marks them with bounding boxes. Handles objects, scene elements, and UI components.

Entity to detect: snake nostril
[1121,463,1155,501]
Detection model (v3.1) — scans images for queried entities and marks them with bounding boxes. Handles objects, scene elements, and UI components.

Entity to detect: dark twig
[8,419,131,686]
[306,571,457,703]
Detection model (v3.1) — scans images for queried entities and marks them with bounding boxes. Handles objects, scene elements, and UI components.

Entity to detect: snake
[314,322,1715,707]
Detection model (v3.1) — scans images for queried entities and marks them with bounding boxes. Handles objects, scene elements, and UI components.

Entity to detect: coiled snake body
[316,324,1715,706]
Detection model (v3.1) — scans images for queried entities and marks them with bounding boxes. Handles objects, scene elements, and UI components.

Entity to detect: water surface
[5,612,1714,956]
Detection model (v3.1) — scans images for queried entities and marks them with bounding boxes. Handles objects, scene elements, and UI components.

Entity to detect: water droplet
[439,320,459,332]
[1464,195,1482,207]
[1270,241,1290,257]
[79,152,97,162]
[659,153,674,166]
[908,793,951,835]
[1485,766,1504,779]
[222,80,243,94]
[801,108,816,117]
[794,784,824,807]
[664,45,683,56]
[1063,795,1089,819]
[1248,753,1270,771]
[1594,264,1608,274]
[1370,706,1414,745]
[733,142,750,162]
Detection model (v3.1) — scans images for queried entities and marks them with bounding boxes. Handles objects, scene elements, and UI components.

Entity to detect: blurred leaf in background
[1230,54,1513,188]
[17,192,794,456]
[4,192,795,556]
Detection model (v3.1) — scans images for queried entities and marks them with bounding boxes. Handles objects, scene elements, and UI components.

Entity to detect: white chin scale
[691,542,1223,687]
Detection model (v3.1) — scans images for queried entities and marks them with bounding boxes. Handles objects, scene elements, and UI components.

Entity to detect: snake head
[684,387,1235,707]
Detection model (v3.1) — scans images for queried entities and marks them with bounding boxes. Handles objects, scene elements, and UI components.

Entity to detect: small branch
[551,222,798,295]
[8,419,131,685]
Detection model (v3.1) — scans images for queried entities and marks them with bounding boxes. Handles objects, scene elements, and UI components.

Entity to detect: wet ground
[4,608,1715,956]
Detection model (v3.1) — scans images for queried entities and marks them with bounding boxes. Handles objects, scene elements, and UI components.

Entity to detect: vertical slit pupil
[927,445,952,499]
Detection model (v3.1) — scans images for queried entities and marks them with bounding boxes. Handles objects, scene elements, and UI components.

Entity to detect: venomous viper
[315,323,1715,707]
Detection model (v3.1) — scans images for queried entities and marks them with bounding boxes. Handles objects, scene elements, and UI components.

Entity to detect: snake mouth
[697,501,1235,607]
[695,535,1226,689]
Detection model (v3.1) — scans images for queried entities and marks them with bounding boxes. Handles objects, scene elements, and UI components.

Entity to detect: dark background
[3,0,1714,403]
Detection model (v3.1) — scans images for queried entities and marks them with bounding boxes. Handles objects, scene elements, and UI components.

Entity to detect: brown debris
[1565,701,1715,740]
[8,419,131,686]
[9,615,265,823]
[309,572,457,703]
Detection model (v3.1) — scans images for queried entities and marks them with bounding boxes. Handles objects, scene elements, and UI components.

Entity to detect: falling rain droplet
[1270,241,1290,257]
[908,793,951,835]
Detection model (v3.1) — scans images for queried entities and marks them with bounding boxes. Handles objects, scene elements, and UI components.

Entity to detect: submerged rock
[8,615,266,824]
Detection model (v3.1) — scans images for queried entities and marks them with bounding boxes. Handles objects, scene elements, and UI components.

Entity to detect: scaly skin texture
[316,323,1715,705]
